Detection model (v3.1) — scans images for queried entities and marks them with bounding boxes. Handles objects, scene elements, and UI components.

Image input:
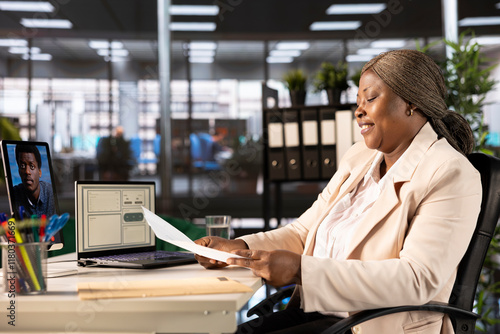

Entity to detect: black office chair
[247,152,500,334]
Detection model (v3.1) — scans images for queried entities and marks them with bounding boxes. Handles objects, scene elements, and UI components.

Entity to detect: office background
[0,0,499,230]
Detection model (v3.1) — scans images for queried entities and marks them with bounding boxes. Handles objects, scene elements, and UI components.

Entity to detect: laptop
[0,140,64,250]
[75,181,196,269]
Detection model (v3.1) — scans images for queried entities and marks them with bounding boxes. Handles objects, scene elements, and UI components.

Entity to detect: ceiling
[0,0,499,64]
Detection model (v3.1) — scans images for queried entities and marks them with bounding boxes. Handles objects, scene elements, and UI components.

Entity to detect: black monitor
[0,140,63,250]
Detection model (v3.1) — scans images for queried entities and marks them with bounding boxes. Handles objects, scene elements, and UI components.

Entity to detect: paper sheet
[142,207,246,263]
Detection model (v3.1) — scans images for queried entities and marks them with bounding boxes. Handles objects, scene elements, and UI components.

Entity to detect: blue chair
[190,133,221,171]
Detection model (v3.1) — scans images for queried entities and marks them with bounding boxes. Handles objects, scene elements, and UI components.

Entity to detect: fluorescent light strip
[170,22,216,31]
[189,50,215,57]
[189,57,214,63]
[20,18,72,29]
[97,49,129,57]
[269,50,301,57]
[9,46,40,54]
[326,4,387,15]
[346,54,372,62]
[459,17,500,26]
[170,5,219,16]
[275,42,310,50]
[266,56,293,63]
[110,56,128,62]
[189,41,217,50]
[89,40,123,49]
[0,1,54,12]
[22,53,52,61]
[471,36,500,45]
[0,38,27,47]
[370,39,406,48]
[310,21,361,31]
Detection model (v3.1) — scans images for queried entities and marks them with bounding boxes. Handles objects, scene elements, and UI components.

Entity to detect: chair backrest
[449,153,500,311]
[198,133,216,162]
[190,133,202,161]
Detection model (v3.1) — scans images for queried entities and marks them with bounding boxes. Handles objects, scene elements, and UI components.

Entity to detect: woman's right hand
[194,237,248,269]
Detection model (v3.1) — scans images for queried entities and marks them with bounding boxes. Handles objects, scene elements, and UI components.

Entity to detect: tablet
[0,140,63,250]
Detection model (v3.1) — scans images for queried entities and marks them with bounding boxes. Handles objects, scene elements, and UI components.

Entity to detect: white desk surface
[0,253,263,334]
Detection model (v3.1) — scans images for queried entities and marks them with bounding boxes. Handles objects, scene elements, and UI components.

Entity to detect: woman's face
[355,69,420,159]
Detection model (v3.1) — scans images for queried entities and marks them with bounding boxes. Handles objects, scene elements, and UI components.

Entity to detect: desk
[0,254,263,334]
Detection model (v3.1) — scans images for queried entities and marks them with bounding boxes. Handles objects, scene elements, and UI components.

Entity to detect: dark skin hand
[194,236,302,287]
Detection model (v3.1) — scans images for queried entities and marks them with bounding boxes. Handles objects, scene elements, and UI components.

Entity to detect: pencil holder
[1,242,48,295]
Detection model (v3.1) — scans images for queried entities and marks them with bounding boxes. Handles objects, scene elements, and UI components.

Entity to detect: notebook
[0,140,64,250]
[75,181,196,269]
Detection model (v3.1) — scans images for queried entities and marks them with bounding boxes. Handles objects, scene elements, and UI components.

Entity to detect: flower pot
[327,88,342,105]
[289,90,306,106]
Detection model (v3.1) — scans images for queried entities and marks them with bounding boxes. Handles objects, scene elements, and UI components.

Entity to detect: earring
[410,109,414,116]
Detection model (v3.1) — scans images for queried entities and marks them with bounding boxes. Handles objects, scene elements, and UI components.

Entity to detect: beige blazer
[240,123,482,334]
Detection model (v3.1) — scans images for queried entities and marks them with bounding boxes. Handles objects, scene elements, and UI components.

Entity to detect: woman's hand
[194,237,248,269]
[227,249,301,287]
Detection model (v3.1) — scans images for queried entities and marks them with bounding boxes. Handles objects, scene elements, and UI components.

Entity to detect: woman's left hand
[227,249,301,287]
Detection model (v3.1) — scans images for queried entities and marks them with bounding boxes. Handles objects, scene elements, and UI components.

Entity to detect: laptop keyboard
[91,251,191,262]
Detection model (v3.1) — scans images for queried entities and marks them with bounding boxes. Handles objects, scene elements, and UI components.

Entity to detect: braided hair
[361,49,474,155]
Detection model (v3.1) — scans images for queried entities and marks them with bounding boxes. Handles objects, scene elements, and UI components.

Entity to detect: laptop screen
[75,181,156,258]
[0,140,63,250]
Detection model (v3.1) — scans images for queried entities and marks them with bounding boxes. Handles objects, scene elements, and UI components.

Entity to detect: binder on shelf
[283,109,302,180]
[336,110,354,166]
[300,108,320,179]
[319,108,337,179]
[265,110,287,181]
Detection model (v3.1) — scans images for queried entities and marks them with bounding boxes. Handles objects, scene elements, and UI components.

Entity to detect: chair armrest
[321,302,479,334]
[247,285,295,317]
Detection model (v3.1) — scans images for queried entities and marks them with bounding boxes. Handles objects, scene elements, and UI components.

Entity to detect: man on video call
[12,144,55,217]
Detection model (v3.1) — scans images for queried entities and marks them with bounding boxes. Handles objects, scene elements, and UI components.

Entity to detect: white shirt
[313,151,403,260]
[313,151,404,317]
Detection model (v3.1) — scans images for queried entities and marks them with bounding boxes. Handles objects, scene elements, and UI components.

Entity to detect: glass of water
[205,215,231,239]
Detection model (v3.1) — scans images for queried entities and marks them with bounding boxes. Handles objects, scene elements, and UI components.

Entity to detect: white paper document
[142,207,246,263]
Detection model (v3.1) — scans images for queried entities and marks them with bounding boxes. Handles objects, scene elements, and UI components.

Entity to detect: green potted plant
[350,68,362,88]
[442,32,497,153]
[283,69,307,106]
[313,61,349,105]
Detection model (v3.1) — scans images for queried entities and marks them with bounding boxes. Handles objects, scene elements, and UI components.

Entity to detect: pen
[12,220,41,291]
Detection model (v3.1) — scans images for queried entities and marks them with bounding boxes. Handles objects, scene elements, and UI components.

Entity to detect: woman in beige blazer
[195,50,482,334]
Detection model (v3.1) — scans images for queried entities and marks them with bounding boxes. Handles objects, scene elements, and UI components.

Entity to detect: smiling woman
[194,49,482,334]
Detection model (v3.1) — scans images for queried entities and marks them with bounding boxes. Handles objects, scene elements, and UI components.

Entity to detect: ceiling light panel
[346,54,372,62]
[189,41,217,50]
[170,5,219,16]
[471,36,500,45]
[275,42,310,50]
[89,40,123,49]
[189,56,214,63]
[0,38,27,47]
[22,53,52,61]
[8,46,40,54]
[0,1,54,12]
[189,50,215,57]
[269,50,301,57]
[370,39,406,48]
[459,16,500,26]
[326,4,387,15]
[310,21,362,31]
[170,22,216,31]
[20,18,73,29]
[97,49,129,57]
[266,56,293,63]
